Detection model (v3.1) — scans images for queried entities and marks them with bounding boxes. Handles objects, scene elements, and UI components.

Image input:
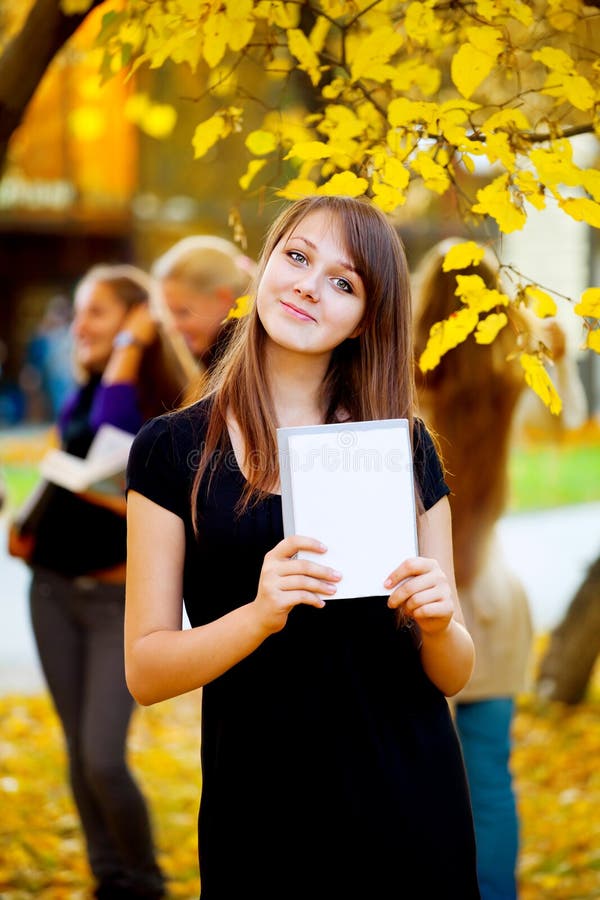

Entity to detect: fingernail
[325,584,337,593]
[330,569,342,579]
[384,577,392,588]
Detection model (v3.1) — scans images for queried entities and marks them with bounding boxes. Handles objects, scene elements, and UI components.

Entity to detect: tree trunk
[0,0,105,172]
[536,553,600,704]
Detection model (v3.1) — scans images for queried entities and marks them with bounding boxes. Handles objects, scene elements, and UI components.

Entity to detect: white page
[40,424,134,492]
[282,421,417,599]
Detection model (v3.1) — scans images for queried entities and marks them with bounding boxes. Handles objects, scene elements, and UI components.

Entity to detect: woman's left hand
[384,556,454,635]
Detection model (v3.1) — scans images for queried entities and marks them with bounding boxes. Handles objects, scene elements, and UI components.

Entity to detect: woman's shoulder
[131,397,212,465]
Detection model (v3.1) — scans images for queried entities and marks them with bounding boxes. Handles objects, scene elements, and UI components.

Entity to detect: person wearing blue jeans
[456,698,520,900]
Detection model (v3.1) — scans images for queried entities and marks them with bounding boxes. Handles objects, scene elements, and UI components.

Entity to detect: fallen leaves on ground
[1,660,599,898]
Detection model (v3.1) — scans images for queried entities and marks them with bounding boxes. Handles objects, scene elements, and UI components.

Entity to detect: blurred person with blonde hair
[9,262,192,900]
[152,234,255,373]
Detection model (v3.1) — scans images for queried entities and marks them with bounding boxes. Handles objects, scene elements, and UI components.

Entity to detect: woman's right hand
[120,303,158,347]
[254,536,341,634]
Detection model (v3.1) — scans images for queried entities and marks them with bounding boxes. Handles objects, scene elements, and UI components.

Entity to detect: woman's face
[72,280,129,373]
[160,279,233,360]
[256,210,366,361]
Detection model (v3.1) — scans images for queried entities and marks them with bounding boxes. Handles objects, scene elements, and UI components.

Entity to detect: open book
[277,419,418,600]
[39,423,135,494]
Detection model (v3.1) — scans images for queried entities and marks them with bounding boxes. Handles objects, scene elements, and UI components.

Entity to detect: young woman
[21,264,191,900]
[125,196,480,900]
[151,234,255,371]
[412,237,581,900]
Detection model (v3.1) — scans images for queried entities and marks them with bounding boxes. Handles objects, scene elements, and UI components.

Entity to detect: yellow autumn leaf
[513,171,546,211]
[309,16,330,53]
[239,159,267,190]
[381,157,410,192]
[586,329,600,353]
[530,144,580,188]
[392,60,441,97]
[525,286,557,318]
[410,152,450,194]
[474,0,499,19]
[245,130,278,156]
[451,27,503,99]
[542,73,596,112]
[502,0,533,26]
[349,27,404,81]
[404,1,437,45]
[318,106,366,142]
[284,141,333,162]
[546,0,580,30]
[371,179,407,213]
[225,0,255,52]
[520,353,562,414]
[203,12,229,68]
[575,288,600,318]
[316,171,368,197]
[455,274,508,312]
[472,174,526,233]
[442,242,485,271]
[226,293,252,319]
[419,307,479,371]
[559,197,600,229]
[475,311,508,343]
[276,178,318,200]
[532,47,574,75]
[387,98,436,130]
[582,169,600,203]
[287,28,322,86]
[192,114,228,158]
[485,132,516,171]
[451,44,495,99]
[484,109,530,132]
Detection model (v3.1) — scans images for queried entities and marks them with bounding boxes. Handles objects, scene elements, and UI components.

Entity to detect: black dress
[127,399,480,900]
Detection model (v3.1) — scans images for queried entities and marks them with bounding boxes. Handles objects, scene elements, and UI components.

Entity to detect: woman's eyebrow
[291,235,357,274]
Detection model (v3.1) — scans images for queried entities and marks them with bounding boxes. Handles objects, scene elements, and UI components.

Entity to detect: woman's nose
[294,274,319,301]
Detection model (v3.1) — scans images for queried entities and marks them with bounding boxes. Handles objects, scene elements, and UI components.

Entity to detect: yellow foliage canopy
[89,0,600,408]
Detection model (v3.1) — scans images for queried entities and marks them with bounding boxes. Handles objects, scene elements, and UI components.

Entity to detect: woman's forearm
[419,619,475,697]
[125,602,271,705]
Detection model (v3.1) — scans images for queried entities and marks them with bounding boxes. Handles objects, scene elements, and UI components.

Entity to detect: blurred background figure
[151,234,255,373]
[412,237,586,900]
[19,294,75,422]
[8,263,192,900]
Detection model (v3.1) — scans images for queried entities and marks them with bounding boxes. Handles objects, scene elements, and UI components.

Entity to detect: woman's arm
[385,496,475,696]
[125,490,340,705]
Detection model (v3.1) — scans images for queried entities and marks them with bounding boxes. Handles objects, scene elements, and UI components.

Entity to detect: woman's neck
[265,343,330,428]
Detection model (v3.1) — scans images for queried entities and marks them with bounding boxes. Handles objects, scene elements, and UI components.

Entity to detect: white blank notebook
[277,419,418,600]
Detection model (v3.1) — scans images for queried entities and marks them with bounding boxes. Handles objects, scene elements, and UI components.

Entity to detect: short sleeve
[126,415,189,520]
[412,419,450,511]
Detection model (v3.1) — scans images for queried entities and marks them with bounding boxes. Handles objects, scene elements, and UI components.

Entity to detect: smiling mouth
[280,300,317,323]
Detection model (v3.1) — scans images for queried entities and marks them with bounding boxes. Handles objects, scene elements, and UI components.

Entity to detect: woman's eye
[288,250,306,264]
[332,277,352,293]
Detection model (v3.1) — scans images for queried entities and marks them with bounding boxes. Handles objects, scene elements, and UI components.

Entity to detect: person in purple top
[15,264,190,899]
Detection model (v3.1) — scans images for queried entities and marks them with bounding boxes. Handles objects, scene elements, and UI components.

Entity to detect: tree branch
[0,0,105,172]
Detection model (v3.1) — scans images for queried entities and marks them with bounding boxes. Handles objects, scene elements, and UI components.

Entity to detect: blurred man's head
[152,236,254,361]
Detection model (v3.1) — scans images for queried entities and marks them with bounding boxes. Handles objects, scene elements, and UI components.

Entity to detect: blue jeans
[455,698,519,900]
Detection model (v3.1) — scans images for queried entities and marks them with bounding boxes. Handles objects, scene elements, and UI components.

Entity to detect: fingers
[268,534,328,560]
[385,557,453,622]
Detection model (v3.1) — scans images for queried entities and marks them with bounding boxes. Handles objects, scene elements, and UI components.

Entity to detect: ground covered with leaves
[1,659,599,900]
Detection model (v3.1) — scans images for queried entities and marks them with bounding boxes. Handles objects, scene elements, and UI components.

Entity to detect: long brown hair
[412,239,530,587]
[190,195,415,528]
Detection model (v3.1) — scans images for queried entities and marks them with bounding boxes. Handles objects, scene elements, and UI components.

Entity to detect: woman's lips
[280,300,317,323]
